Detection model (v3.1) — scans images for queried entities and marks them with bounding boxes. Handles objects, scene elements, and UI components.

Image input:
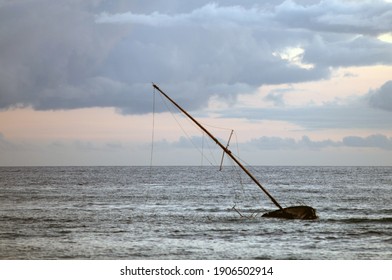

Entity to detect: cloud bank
[369,80,392,112]
[249,134,392,151]
[1,0,392,116]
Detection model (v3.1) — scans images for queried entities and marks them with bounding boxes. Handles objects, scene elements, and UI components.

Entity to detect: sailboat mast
[152,83,283,210]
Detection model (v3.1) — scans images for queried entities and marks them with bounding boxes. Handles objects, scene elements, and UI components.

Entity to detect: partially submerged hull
[262,205,317,220]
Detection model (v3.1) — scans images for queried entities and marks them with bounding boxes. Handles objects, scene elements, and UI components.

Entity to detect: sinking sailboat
[152,83,317,220]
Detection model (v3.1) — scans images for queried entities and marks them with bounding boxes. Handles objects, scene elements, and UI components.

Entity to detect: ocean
[0,166,391,259]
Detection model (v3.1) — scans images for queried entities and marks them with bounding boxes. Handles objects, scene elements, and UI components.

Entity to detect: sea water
[0,166,391,259]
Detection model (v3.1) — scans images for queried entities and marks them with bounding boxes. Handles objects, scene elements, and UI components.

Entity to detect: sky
[1,0,392,166]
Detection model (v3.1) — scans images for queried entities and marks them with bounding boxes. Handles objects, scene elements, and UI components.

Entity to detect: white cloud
[273,47,314,69]
[378,32,392,43]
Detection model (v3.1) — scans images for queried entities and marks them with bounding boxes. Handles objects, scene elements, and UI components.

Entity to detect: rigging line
[219,129,234,171]
[233,131,241,158]
[156,92,216,166]
[227,151,274,204]
[151,86,262,205]
[149,86,156,184]
[202,122,234,133]
[201,132,204,167]
[203,133,220,166]
[225,157,247,202]
[233,131,244,186]
[217,139,262,204]
[145,86,157,206]
[233,152,262,177]
[153,92,233,167]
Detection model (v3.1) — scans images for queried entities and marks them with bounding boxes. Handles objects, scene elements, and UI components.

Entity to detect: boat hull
[262,205,317,220]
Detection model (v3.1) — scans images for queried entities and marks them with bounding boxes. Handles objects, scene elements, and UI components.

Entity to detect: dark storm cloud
[0,1,129,109]
[0,0,391,114]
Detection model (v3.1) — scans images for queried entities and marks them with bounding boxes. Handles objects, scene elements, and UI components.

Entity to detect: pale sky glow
[272,47,315,70]
[0,107,149,141]
[238,66,392,108]
[1,0,392,166]
[378,33,392,43]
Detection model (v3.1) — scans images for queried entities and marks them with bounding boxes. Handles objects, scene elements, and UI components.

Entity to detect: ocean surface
[1,166,391,260]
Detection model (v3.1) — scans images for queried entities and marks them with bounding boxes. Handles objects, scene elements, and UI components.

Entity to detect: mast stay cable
[152,83,283,210]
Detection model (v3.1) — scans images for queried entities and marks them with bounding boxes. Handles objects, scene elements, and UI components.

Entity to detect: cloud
[219,78,392,131]
[342,134,392,150]
[222,102,392,130]
[1,0,392,114]
[369,80,392,112]
[274,0,392,36]
[148,132,392,152]
[263,87,292,106]
[0,1,128,109]
[304,35,392,68]
[97,1,392,35]
[249,135,337,150]
[96,3,256,27]
[249,134,392,151]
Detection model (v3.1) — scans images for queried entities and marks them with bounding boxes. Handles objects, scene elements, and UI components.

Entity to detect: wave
[327,217,392,224]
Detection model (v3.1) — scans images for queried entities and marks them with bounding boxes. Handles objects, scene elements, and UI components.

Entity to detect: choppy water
[0,166,391,259]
